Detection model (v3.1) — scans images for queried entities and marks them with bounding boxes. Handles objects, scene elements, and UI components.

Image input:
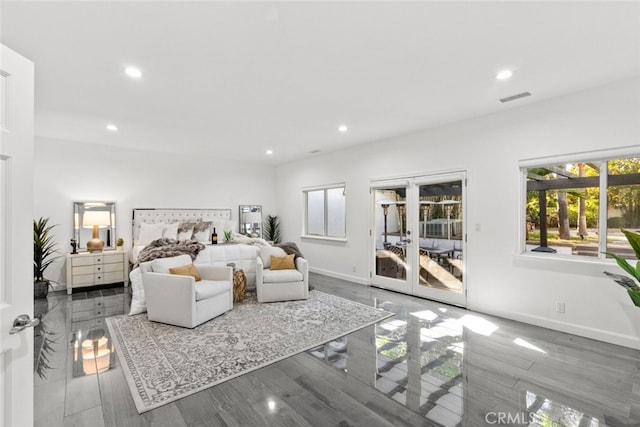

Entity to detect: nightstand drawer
[72,265,95,275]
[95,271,124,284]
[73,274,96,286]
[103,253,124,264]
[72,256,99,267]
[102,263,123,273]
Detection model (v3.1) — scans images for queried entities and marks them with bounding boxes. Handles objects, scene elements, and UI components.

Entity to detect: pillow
[192,221,213,242]
[151,254,193,273]
[177,222,196,240]
[128,268,146,315]
[169,263,201,281]
[163,222,179,240]
[270,254,295,270]
[259,246,287,269]
[137,222,165,246]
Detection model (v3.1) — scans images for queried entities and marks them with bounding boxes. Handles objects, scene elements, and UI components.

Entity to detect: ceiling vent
[499,91,532,103]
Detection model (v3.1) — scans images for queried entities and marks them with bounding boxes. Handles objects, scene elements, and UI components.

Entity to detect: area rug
[106,290,394,413]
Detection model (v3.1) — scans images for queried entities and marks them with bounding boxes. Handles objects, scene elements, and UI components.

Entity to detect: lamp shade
[82,211,111,228]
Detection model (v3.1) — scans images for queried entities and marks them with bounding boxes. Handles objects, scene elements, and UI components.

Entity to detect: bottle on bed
[211,227,218,244]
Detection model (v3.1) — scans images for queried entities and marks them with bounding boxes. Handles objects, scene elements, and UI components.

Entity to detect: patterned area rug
[106,290,394,413]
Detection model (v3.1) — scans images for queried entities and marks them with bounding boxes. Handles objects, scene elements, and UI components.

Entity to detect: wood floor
[34,273,640,427]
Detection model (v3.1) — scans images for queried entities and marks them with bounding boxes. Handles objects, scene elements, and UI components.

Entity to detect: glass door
[371,173,466,307]
[371,181,411,294]
[412,175,466,306]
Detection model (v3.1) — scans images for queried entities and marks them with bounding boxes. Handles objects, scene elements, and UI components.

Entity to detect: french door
[370,172,466,307]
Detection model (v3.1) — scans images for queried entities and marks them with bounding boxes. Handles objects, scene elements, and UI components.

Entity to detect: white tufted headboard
[132,208,232,243]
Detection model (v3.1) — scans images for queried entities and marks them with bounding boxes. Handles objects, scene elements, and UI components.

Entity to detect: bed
[127,208,267,315]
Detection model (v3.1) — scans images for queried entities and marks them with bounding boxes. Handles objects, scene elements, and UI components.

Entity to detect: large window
[303,184,346,239]
[523,155,640,260]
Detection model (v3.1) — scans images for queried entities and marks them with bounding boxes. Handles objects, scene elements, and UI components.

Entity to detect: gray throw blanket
[276,242,304,259]
[135,238,205,268]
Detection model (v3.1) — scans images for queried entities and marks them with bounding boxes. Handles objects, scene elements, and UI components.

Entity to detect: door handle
[9,314,40,335]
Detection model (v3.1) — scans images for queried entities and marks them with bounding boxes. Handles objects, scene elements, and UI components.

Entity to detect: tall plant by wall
[34,217,60,298]
[263,215,281,244]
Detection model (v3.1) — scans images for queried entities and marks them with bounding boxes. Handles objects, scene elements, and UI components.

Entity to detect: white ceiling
[2,1,639,165]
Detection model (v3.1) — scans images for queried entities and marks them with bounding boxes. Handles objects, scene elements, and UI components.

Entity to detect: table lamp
[82,210,111,252]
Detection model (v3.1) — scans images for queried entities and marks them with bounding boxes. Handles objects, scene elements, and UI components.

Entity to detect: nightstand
[66,251,129,294]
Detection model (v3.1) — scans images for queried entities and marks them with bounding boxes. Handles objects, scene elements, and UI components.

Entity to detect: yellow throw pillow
[169,263,202,281]
[270,254,295,270]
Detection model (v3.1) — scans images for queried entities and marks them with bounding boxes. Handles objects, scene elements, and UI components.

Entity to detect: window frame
[519,146,640,262]
[302,183,347,242]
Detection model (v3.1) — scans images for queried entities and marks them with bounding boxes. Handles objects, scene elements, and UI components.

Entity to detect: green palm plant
[34,217,60,286]
[263,214,281,244]
[604,229,640,307]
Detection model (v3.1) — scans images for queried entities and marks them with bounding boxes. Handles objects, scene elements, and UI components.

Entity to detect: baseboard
[309,267,369,286]
[470,304,640,350]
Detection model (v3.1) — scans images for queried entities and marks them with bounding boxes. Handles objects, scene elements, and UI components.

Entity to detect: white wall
[275,77,640,348]
[34,138,277,288]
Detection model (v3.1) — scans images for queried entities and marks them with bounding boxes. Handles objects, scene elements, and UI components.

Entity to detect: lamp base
[86,238,105,253]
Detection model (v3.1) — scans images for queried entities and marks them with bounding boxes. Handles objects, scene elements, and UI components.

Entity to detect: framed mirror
[239,205,262,237]
[73,201,116,250]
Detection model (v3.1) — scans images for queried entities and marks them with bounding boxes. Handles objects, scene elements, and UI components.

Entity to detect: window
[303,184,346,239]
[522,155,640,260]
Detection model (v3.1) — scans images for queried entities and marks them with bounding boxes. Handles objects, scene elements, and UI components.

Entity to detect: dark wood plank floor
[34,273,640,427]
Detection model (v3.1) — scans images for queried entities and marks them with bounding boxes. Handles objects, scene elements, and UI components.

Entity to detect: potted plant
[33,217,60,299]
[223,230,232,243]
[116,237,124,251]
[263,214,281,244]
[604,229,640,307]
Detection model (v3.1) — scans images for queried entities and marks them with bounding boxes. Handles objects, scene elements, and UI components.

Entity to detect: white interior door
[371,172,466,307]
[0,44,35,427]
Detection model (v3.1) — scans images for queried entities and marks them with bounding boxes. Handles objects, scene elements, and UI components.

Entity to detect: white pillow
[128,268,146,315]
[137,222,165,246]
[259,246,287,269]
[163,223,179,240]
[177,222,195,241]
[192,221,213,243]
[151,254,193,273]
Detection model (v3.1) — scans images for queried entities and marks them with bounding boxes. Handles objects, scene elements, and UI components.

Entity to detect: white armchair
[256,247,309,303]
[140,255,233,328]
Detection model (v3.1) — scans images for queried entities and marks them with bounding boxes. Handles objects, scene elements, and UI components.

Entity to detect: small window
[522,155,640,260]
[303,184,346,239]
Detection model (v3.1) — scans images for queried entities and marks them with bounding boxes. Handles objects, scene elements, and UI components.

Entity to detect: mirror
[239,205,262,237]
[73,201,116,250]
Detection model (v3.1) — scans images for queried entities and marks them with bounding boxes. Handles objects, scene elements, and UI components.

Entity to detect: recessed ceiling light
[266,149,273,155]
[338,125,348,133]
[106,124,118,131]
[124,66,143,79]
[496,69,514,81]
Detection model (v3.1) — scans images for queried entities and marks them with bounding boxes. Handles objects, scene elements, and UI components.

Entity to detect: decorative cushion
[192,221,213,242]
[270,254,295,270]
[177,222,196,240]
[262,268,303,283]
[259,246,287,269]
[151,254,193,274]
[194,280,230,301]
[138,222,165,246]
[128,268,146,315]
[169,263,201,281]
[162,222,179,240]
